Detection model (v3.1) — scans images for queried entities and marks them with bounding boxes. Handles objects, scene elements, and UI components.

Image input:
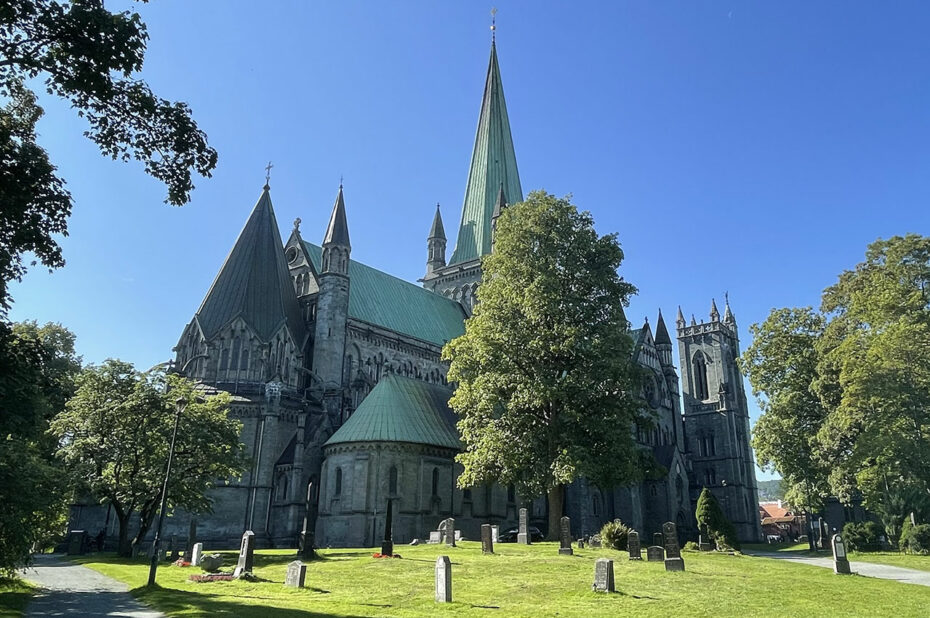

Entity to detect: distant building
[759,501,807,541]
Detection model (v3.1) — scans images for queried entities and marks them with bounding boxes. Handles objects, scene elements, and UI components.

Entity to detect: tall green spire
[448,41,523,265]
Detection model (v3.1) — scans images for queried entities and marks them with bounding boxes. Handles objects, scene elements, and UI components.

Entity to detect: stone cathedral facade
[68,39,761,547]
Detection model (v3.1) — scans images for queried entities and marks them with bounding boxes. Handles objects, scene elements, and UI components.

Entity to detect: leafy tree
[50,361,247,556]
[695,487,740,550]
[444,190,643,540]
[0,320,80,574]
[741,307,829,513]
[0,0,217,309]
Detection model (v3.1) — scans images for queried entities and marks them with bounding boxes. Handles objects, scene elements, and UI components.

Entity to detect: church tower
[425,204,446,276]
[422,37,523,314]
[678,297,762,542]
[312,184,351,423]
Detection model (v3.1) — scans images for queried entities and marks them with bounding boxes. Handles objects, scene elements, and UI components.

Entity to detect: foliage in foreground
[742,235,930,528]
[842,521,885,552]
[600,520,631,551]
[51,361,248,557]
[0,0,217,309]
[695,487,740,550]
[444,191,643,540]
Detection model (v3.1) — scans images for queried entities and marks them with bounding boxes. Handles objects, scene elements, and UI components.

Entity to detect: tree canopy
[50,361,247,556]
[0,0,217,309]
[443,190,643,539]
[743,234,930,536]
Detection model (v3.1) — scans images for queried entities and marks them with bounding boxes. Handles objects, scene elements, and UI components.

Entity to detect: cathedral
[71,37,762,547]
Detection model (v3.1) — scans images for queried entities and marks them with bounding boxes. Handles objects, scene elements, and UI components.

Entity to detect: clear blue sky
[10,2,930,481]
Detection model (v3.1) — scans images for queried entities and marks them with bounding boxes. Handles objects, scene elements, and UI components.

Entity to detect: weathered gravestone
[663,521,685,572]
[381,499,394,557]
[698,533,713,552]
[428,531,441,544]
[67,530,86,556]
[191,542,204,567]
[285,560,307,588]
[438,518,456,547]
[653,532,663,547]
[832,534,851,575]
[627,530,642,560]
[481,524,494,554]
[435,555,452,603]
[201,553,223,573]
[592,558,615,593]
[491,525,500,543]
[517,508,531,545]
[233,530,255,577]
[559,516,573,556]
[577,539,585,549]
[646,546,664,562]
[185,519,197,561]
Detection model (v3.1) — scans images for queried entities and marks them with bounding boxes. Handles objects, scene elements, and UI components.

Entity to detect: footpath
[21,554,163,617]
[747,550,930,587]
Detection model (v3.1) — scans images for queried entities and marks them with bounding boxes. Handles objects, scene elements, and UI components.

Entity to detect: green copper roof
[303,242,466,346]
[324,374,460,449]
[195,186,305,343]
[449,41,523,265]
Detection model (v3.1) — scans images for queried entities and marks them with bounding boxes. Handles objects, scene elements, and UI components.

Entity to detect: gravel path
[748,550,930,587]
[21,554,164,617]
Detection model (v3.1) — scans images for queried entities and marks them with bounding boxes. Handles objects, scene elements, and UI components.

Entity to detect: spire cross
[490,7,497,41]
[264,161,274,185]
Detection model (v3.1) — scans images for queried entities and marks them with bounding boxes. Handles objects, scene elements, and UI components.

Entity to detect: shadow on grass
[133,584,365,617]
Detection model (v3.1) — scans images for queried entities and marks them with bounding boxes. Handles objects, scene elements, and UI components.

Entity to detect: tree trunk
[117,512,132,558]
[546,484,565,541]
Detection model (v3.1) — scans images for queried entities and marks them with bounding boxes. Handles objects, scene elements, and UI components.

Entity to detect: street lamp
[146,354,207,587]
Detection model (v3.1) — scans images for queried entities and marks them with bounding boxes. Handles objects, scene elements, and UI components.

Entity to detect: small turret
[710,298,720,322]
[723,293,735,326]
[322,185,351,276]
[426,203,447,276]
[676,306,686,329]
[654,309,673,367]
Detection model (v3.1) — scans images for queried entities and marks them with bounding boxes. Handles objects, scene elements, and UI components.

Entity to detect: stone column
[517,508,531,545]
[435,555,452,603]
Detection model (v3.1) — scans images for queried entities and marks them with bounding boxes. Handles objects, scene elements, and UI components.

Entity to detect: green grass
[74,542,930,617]
[0,578,35,618]
[744,542,813,553]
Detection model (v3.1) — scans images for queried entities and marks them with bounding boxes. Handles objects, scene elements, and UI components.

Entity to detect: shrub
[842,521,884,552]
[695,487,741,550]
[901,516,915,552]
[600,520,631,552]
[908,524,930,555]
[683,541,700,552]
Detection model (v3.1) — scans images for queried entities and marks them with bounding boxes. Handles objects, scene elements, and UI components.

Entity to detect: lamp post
[146,354,207,587]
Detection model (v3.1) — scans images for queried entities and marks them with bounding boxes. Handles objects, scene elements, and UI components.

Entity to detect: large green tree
[0,0,217,309]
[51,361,247,556]
[443,190,643,540]
[746,235,930,532]
[0,320,81,575]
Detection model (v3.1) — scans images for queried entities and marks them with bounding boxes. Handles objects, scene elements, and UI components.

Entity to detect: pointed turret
[691,314,697,326]
[723,294,735,325]
[194,184,305,345]
[710,298,720,322]
[322,185,351,276]
[655,310,671,346]
[426,203,447,276]
[676,306,686,328]
[449,40,523,265]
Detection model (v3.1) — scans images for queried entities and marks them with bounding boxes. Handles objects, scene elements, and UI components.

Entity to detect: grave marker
[646,546,664,561]
[627,530,642,560]
[592,558,615,593]
[435,555,452,602]
[517,508,531,545]
[285,560,307,588]
[438,518,456,547]
[67,530,86,556]
[653,532,663,547]
[481,524,494,554]
[832,534,851,575]
[233,530,255,577]
[559,516,573,556]
[663,521,685,571]
[191,542,204,567]
[491,525,500,543]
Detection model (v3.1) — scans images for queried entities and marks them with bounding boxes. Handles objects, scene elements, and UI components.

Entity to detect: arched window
[592,493,602,516]
[650,484,658,497]
[334,467,343,495]
[231,336,241,369]
[703,468,716,487]
[240,346,249,371]
[692,351,709,400]
[389,465,398,495]
[220,348,229,371]
[276,473,288,501]
[431,468,439,497]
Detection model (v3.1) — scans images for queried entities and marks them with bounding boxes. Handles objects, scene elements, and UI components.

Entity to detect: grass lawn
[75,541,930,617]
[0,578,34,618]
[744,542,812,553]
[745,542,930,573]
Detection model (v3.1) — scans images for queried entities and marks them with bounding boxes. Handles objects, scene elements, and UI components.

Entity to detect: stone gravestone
[653,532,663,547]
[698,533,713,552]
[185,519,197,562]
[233,530,256,578]
[438,518,456,547]
[435,555,452,603]
[428,531,441,544]
[517,508,531,545]
[285,560,307,588]
[592,558,615,593]
[627,530,642,560]
[491,525,500,543]
[67,530,86,556]
[832,534,851,575]
[191,542,204,567]
[381,499,394,557]
[663,521,685,572]
[646,546,664,562]
[201,553,223,573]
[481,524,494,554]
[559,516,573,556]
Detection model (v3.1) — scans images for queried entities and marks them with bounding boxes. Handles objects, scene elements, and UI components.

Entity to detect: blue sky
[10,2,930,481]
